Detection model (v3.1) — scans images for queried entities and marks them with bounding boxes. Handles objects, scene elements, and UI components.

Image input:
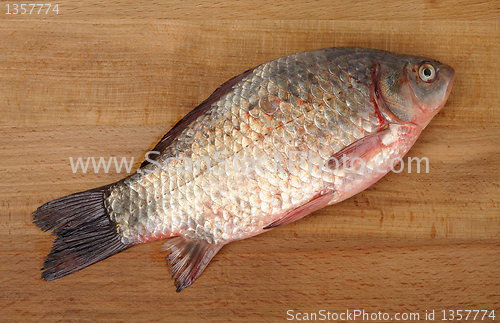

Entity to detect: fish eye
[418,63,436,82]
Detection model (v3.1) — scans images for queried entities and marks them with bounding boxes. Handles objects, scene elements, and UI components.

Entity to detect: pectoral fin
[328,127,391,170]
[162,237,224,292]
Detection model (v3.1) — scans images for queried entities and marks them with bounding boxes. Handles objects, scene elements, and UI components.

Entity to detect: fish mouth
[421,64,455,113]
[410,65,455,129]
[443,66,455,104]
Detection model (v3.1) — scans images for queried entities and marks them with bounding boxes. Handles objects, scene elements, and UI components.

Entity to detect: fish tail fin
[33,184,130,281]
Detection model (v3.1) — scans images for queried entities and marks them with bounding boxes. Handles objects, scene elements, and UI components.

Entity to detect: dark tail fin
[33,184,130,281]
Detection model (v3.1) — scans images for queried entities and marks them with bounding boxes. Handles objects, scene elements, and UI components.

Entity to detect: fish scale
[34,47,454,291]
[105,48,384,245]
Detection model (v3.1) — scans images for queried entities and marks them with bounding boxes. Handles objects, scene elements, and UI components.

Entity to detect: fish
[33,47,454,291]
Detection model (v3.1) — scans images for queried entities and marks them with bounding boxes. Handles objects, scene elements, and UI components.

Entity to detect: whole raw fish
[34,47,454,291]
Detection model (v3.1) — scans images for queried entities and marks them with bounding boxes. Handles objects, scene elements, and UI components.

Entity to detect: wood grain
[0,2,499,322]
[0,0,498,20]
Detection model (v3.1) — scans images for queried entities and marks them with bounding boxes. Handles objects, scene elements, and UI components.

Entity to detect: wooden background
[1,1,499,321]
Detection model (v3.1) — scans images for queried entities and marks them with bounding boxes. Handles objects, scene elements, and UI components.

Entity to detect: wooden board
[1,2,499,321]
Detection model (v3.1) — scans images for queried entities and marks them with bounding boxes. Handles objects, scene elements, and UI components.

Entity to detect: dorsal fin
[140,67,256,168]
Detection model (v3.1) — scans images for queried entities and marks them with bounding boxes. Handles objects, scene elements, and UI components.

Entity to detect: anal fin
[162,237,224,292]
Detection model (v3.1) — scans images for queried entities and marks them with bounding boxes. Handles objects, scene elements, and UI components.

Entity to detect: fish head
[376,54,455,129]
